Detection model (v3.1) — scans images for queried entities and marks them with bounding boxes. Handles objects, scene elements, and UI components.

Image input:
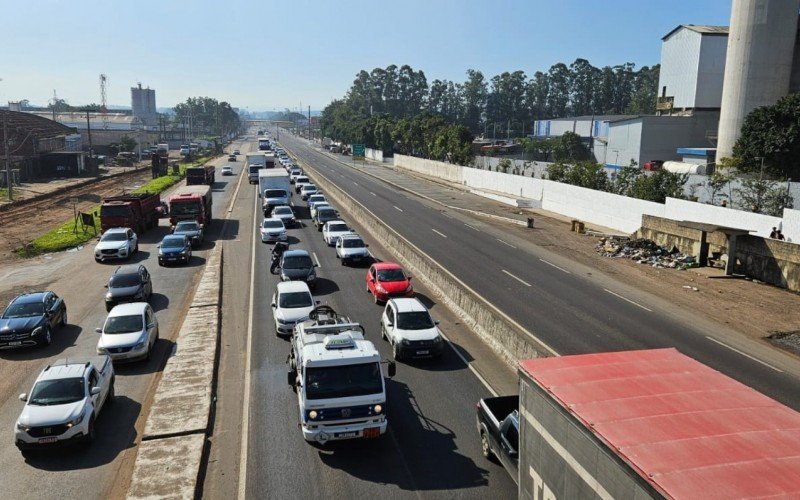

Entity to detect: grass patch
[16,155,215,258]
[0,188,7,201]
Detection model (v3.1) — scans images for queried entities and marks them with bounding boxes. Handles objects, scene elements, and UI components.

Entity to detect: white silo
[716,0,800,164]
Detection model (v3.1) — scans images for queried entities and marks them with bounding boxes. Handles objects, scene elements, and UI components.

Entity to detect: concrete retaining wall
[299,158,554,367]
[127,246,223,499]
[365,148,384,163]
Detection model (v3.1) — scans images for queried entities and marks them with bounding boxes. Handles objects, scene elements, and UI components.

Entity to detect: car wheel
[60,309,68,327]
[341,258,346,266]
[134,242,139,254]
[481,431,494,459]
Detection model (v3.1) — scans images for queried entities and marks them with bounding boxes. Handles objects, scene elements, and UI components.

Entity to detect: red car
[366,262,414,304]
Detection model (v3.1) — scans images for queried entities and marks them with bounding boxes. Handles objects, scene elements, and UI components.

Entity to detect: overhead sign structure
[352,144,366,161]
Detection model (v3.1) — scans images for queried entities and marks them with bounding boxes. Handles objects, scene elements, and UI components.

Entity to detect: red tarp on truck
[519,348,800,499]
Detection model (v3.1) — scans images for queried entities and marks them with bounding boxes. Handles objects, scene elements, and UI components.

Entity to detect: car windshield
[279,291,313,308]
[266,189,287,198]
[170,203,200,216]
[342,238,365,248]
[274,207,292,215]
[262,220,283,229]
[291,170,301,175]
[303,185,316,192]
[397,311,435,330]
[29,378,85,406]
[109,273,140,288]
[378,269,406,282]
[101,232,128,242]
[318,209,336,219]
[175,222,198,232]
[104,314,144,334]
[329,223,348,232]
[282,255,313,269]
[162,237,185,249]
[3,301,44,318]
[305,362,383,400]
[297,177,309,183]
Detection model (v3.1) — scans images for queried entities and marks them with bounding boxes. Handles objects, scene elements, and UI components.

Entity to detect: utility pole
[85,110,94,173]
[4,108,12,201]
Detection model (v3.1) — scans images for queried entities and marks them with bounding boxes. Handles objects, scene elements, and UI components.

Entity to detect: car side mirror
[365,244,369,247]
[387,362,397,378]
[95,327,102,333]
[314,264,319,267]
[434,320,440,325]
[19,393,27,402]
[157,244,161,248]
[90,386,101,396]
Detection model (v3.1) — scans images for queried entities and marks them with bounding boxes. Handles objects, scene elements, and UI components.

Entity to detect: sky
[0,0,732,112]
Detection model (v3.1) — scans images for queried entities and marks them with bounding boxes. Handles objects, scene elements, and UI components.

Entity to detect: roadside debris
[596,237,700,270]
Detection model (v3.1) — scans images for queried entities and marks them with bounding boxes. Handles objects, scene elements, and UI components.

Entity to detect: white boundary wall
[365,148,383,162]
[393,154,800,240]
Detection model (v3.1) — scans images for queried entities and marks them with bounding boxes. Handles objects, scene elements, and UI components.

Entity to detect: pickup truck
[15,356,115,451]
[476,395,519,483]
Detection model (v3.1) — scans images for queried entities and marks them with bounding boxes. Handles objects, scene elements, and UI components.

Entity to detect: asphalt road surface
[276,132,800,411]
[0,141,249,500]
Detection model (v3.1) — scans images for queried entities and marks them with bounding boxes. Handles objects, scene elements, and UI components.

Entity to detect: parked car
[294,176,311,194]
[300,184,318,200]
[313,206,339,231]
[94,227,138,262]
[105,264,153,311]
[157,234,192,266]
[322,220,351,246]
[271,281,315,336]
[0,291,67,349]
[15,356,115,451]
[279,249,317,290]
[221,165,234,176]
[366,262,413,304]
[335,233,369,265]
[172,220,204,247]
[96,302,159,362]
[260,217,288,243]
[380,298,444,360]
[271,205,296,227]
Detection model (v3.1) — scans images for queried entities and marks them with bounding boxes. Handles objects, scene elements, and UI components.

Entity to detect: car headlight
[372,404,383,414]
[31,326,44,336]
[16,422,30,432]
[308,410,318,420]
[433,335,443,343]
[376,285,387,293]
[180,249,188,255]
[97,346,108,354]
[134,335,148,350]
[106,292,113,300]
[65,415,84,428]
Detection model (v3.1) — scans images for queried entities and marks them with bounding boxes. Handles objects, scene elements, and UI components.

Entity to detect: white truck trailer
[258,169,291,216]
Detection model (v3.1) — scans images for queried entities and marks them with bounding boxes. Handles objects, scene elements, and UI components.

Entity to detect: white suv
[96,302,159,362]
[322,220,350,246]
[380,298,444,361]
[271,281,315,336]
[95,227,138,262]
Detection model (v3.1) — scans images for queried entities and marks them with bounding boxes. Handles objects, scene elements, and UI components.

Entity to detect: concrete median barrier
[297,160,556,367]
[127,246,223,499]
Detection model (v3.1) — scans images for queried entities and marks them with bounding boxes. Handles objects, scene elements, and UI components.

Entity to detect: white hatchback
[96,302,159,362]
[271,281,315,336]
[322,220,351,246]
[260,217,287,243]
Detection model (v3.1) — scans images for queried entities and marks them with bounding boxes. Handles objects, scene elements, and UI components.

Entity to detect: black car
[0,292,67,349]
[105,265,153,311]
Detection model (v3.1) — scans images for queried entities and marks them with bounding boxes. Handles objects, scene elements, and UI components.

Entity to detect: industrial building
[26,111,157,153]
[131,83,158,127]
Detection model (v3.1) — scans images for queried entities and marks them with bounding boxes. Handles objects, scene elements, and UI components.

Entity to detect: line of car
[263,147,445,362]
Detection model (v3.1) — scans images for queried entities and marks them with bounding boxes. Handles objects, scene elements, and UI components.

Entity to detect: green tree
[707,169,734,206]
[565,161,609,190]
[119,135,137,152]
[552,132,590,162]
[568,58,598,116]
[733,92,800,179]
[630,170,688,203]
[613,162,642,195]
[462,69,487,133]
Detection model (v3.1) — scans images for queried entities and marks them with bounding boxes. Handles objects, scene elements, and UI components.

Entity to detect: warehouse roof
[0,110,76,137]
[519,348,800,499]
[663,24,729,40]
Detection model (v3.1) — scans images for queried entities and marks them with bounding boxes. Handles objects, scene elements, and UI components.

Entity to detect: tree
[733,91,800,179]
[546,63,570,117]
[462,69,487,134]
[552,132,590,162]
[629,170,688,203]
[569,58,598,117]
[626,65,660,114]
[613,162,642,195]
[706,169,734,206]
[119,135,137,152]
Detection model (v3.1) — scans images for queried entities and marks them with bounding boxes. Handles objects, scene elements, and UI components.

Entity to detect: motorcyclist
[270,241,289,274]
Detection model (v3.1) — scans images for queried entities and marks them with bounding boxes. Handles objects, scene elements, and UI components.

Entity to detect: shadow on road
[0,324,84,361]
[22,395,140,470]
[114,338,175,376]
[149,292,170,313]
[312,278,339,296]
[317,378,489,491]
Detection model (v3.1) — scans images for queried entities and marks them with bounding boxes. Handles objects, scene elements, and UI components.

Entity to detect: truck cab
[477,395,519,483]
[287,306,395,445]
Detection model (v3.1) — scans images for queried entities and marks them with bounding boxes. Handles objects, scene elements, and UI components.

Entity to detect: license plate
[363,427,380,439]
[38,437,58,444]
[416,350,429,355]
[336,431,358,438]
[352,256,362,261]
[9,341,22,346]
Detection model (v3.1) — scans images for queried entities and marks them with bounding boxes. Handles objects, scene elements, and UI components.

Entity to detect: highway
[0,141,248,499]
[276,132,800,410]
[232,140,517,498]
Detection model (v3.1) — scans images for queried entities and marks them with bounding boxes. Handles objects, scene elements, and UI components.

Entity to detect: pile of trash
[596,237,700,270]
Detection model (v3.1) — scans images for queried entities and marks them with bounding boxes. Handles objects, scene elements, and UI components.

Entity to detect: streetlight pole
[1,78,13,201]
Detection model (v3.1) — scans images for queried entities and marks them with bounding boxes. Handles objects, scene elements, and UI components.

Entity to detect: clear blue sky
[1,0,731,112]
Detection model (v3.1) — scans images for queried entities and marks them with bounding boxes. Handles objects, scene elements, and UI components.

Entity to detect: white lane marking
[431,228,447,238]
[502,269,532,287]
[441,212,453,219]
[464,223,479,231]
[438,328,498,397]
[237,190,259,500]
[540,258,571,274]
[603,288,653,312]
[394,205,404,212]
[370,191,377,196]
[496,238,517,249]
[353,181,359,186]
[312,251,321,269]
[706,336,784,373]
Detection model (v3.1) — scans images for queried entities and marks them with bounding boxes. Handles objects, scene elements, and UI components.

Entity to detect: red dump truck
[168,185,212,228]
[478,348,800,499]
[185,164,215,186]
[100,192,162,234]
